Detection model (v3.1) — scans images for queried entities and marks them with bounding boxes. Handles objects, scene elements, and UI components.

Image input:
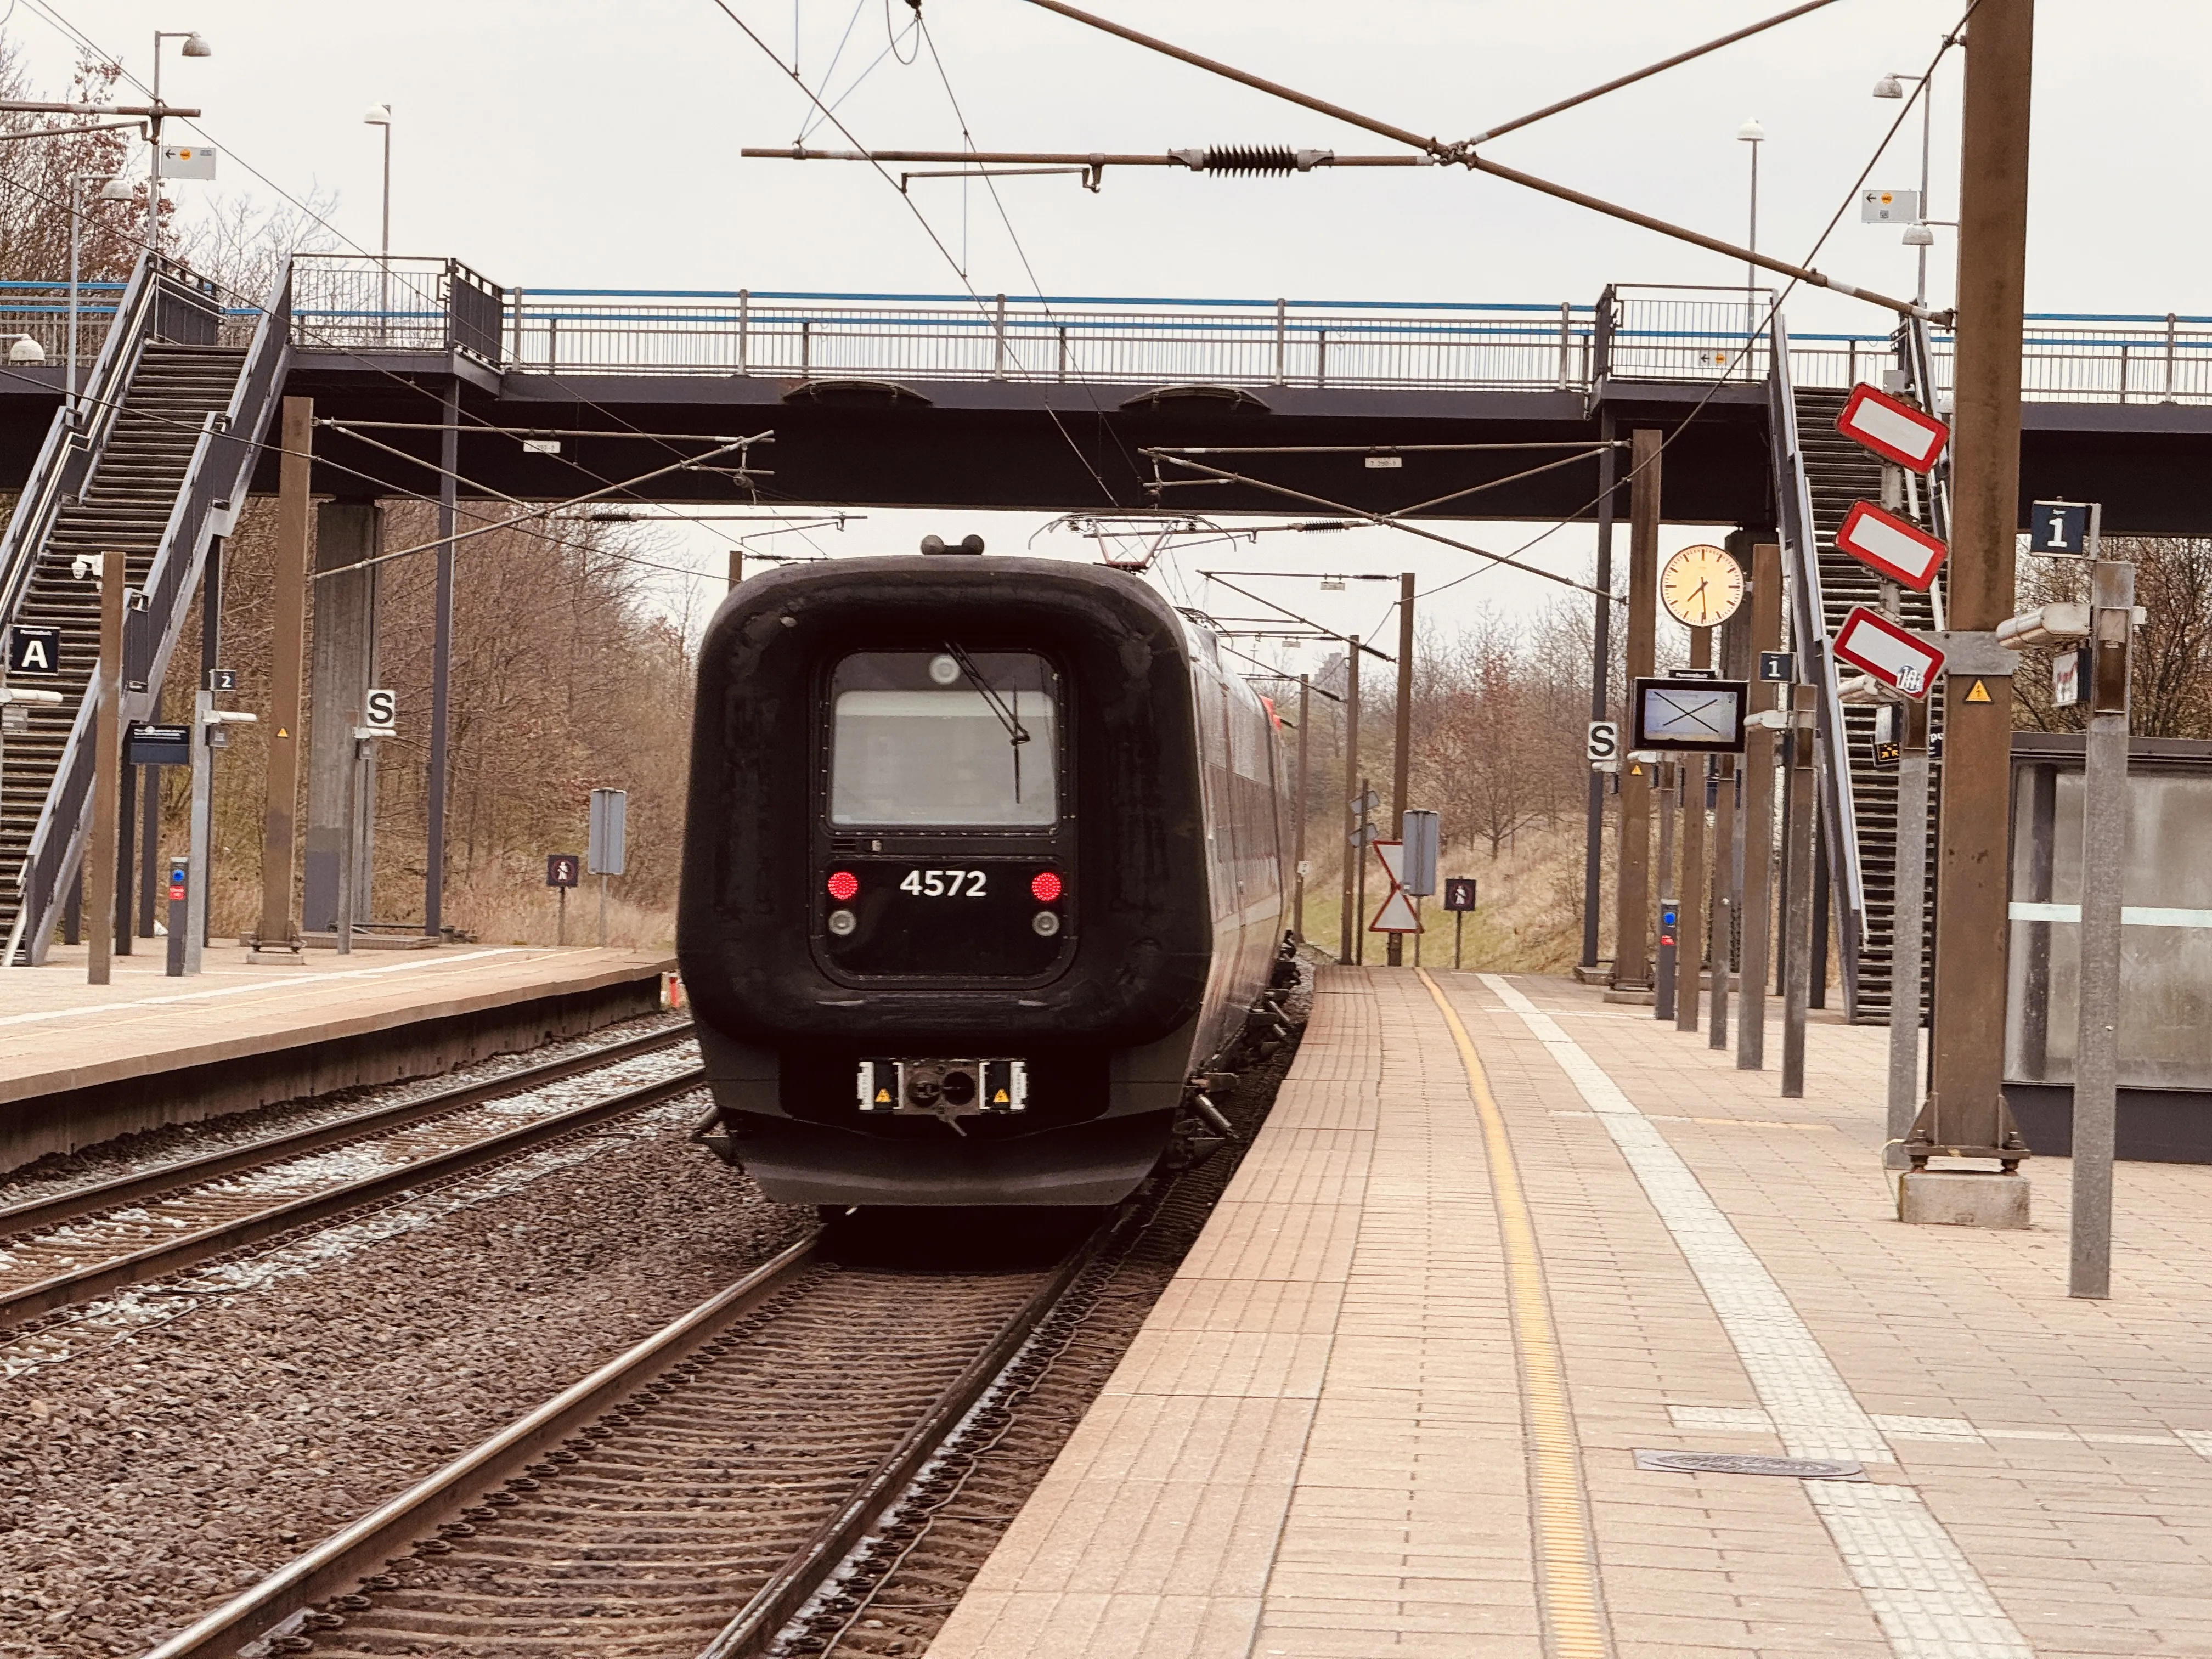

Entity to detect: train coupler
[856,1058,1030,1119]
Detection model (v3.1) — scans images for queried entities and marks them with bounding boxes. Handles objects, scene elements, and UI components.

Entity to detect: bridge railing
[14,259,2212,405]
[496,288,1601,391]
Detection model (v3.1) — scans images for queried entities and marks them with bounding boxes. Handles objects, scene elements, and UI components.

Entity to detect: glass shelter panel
[2006,763,2212,1090]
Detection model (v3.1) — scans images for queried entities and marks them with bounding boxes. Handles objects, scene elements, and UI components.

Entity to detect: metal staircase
[1,252,290,965]
[1767,317,1946,1022]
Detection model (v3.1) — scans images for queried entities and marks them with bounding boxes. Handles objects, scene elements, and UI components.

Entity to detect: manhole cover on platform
[1634,1449,1868,1481]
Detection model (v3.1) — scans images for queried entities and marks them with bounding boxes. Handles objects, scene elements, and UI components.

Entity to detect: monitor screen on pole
[1631,678,1749,754]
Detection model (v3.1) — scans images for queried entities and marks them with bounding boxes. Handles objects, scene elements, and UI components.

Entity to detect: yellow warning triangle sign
[874,1088,891,1103]
[993,1088,1009,1104]
[276,726,291,738]
[1629,763,1644,776]
[1965,679,1991,704]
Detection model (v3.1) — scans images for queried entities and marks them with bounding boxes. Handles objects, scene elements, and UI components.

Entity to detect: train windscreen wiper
[944,641,1031,803]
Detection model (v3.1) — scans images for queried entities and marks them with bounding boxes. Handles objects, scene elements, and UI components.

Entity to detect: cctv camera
[70,555,94,581]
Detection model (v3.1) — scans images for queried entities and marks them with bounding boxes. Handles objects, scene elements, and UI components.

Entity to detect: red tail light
[1030,871,1063,902]
[826,870,860,901]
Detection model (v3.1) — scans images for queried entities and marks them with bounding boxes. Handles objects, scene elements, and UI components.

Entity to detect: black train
[678,549,1291,1207]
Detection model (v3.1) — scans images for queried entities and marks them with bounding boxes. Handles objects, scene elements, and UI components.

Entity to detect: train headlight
[1032,911,1060,937]
[826,870,859,901]
[1029,871,1063,902]
[928,653,961,685]
[828,909,858,936]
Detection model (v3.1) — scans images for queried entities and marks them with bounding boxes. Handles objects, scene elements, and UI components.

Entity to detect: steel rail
[0,1024,695,1240]
[0,1059,708,1328]
[139,1234,824,1659]
[142,1211,1129,1659]
[700,1212,1128,1657]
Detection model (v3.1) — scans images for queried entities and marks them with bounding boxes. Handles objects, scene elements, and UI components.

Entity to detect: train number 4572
[900,868,987,898]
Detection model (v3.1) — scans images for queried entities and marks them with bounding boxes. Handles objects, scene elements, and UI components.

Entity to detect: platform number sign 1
[2028,500,2098,558]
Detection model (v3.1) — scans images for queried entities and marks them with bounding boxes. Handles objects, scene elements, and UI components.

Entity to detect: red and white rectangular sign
[1835,500,1949,590]
[1833,606,1945,699]
[1835,382,1950,474]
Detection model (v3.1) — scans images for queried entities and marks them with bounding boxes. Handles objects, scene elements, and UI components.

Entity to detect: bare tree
[2012,536,2212,739]
[0,40,143,281]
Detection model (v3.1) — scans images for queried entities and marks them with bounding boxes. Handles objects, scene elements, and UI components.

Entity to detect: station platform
[928,967,2212,1659]
[0,943,674,1172]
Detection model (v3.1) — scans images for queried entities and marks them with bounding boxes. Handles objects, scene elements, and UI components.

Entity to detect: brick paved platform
[0,944,673,1171]
[926,966,2212,1659]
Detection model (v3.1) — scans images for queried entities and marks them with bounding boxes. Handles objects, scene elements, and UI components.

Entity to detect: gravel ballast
[0,1091,811,1659]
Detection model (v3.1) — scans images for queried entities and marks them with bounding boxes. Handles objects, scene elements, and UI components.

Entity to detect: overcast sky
[7,1,2182,652]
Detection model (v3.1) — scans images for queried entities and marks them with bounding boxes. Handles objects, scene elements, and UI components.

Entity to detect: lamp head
[8,336,46,364]
[98,176,134,201]
[1901,223,1936,247]
[1737,117,1766,144]
[364,103,392,126]
[1871,74,1905,99]
[180,32,212,56]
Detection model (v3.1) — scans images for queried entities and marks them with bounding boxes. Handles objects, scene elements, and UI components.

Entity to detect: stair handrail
[9,258,291,965]
[1766,311,1867,1012]
[0,250,165,636]
[1901,316,1952,630]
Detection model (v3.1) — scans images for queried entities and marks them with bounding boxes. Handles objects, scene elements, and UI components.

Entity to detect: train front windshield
[830,651,1059,827]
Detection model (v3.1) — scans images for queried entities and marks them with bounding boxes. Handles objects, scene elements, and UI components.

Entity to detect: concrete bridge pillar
[304,503,380,935]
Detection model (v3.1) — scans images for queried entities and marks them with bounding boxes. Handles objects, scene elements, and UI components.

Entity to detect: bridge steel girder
[7,361,2212,531]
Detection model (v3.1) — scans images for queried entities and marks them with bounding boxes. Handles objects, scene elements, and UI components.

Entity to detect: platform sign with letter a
[1368,840,1421,933]
[6,625,60,674]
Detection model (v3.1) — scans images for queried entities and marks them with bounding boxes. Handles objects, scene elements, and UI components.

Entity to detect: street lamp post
[1737,117,1764,357]
[1874,71,1937,306]
[146,29,213,256]
[69,173,134,414]
[364,104,392,341]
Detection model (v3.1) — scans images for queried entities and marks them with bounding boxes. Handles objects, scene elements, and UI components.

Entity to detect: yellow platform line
[1418,968,1612,1659]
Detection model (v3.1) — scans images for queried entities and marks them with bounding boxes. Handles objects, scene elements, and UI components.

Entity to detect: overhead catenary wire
[1014,0,1944,324]
[1153,450,1611,600]
[1199,573,1393,661]
[1409,10,1971,608]
[704,0,1121,505]
[17,0,786,528]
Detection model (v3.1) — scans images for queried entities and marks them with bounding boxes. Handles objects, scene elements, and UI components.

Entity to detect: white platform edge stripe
[0,947,531,1030]
[1476,974,2035,1659]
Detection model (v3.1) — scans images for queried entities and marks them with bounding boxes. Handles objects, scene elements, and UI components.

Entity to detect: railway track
[141,1192,1171,1659]
[0,1025,704,1328]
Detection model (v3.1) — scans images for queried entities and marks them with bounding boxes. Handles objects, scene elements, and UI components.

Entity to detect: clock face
[1660,544,1746,628]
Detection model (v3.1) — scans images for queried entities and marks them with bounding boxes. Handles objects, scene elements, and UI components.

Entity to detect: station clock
[1658,543,1746,629]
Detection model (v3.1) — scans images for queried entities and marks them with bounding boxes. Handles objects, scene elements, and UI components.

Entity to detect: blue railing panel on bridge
[10,257,2212,405]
